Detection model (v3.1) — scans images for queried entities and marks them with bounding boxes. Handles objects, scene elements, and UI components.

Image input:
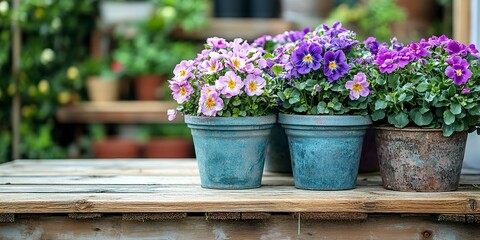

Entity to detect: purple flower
[391,37,404,51]
[227,54,246,72]
[167,109,177,121]
[364,37,379,55]
[200,58,223,75]
[170,80,194,104]
[407,41,430,59]
[323,50,350,82]
[468,44,479,55]
[206,37,227,49]
[446,56,467,66]
[198,89,224,117]
[291,43,322,74]
[244,74,266,96]
[445,64,472,85]
[396,48,413,68]
[173,60,194,80]
[216,71,244,98]
[345,72,370,100]
[375,48,398,73]
[445,40,467,56]
[462,87,471,94]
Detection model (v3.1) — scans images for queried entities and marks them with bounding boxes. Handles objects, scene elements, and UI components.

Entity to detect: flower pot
[86,76,119,102]
[279,114,371,190]
[265,123,291,173]
[93,137,140,159]
[375,127,467,192]
[214,0,248,18]
[144,137,194,158]
[185,115,276,189]
[134,75,165,101]
[249,0,279,18]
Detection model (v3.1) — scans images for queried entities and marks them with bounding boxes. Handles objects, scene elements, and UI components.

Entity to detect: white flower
[0,1,9,14]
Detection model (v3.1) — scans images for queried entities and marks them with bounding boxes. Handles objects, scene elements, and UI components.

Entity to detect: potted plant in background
[81,57,123,102]
[89,124,141,159]
[270,23,374,190]
[168,37,277,189]
[368,36,480,192]
[139,123,194,158]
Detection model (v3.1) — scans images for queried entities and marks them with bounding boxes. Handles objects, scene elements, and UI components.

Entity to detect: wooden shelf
[0,159,479,239]
[174,18,294,40]
[56,101,182,124]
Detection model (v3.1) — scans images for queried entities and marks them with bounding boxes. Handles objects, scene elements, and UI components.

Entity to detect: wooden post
[453,0,471,44]
[11,0,21,160]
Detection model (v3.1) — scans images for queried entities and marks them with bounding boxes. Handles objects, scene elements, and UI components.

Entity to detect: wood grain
[0,215,479,240]
[0,159,479,216]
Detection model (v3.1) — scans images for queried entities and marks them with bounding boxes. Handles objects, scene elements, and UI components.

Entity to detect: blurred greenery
[0,0,207,160]
[327,0,406,42]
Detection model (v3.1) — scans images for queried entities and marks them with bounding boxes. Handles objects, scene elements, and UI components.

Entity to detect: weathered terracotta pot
[134,75,164,101]
[93,137,140,159]
[144,137,194,158]
[375,127,467,192]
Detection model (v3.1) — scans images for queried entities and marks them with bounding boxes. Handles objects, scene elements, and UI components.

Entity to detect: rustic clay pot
[86,76,119,102]
[143,137,194,158]
[93,137,140,159]
[134,75,164,101]
[375,127,467,192]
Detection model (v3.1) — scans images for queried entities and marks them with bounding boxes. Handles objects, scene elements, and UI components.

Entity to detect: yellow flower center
[210,64,217,72]
[303,54,313,63]
[179,86,187,95]
[248,81,257,92]
[228,78,236,89]
[206,96,215,108]
[352,83,362,92]
[329,61,337,70]
[456,69,462,76]
[180,69,186,76]
[232,58,241,69]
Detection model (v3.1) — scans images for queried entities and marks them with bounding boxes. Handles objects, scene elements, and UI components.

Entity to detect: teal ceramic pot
[185,115,276,189]
[279,114,371,190]
[265,123,292,173]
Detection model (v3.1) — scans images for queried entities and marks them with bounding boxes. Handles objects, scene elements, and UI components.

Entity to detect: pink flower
[207,37,227,49]
[216,71,244,98]
[200,58,223,75]
[244,74,266,96]
[199,89,224,117]
[173,60,193,80]
[167,109,177,121]
[170,80,194,104]
[227,54,246,72]
[345,72,370,100]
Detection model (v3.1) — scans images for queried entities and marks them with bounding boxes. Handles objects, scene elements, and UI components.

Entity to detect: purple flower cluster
[371,35,479,86]
[168,37,268,118]
[271,22,359,83]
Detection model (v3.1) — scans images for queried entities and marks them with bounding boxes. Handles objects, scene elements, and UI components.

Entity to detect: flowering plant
[167,37,276,120]
[368,35,480,136]
[268,23,374,115]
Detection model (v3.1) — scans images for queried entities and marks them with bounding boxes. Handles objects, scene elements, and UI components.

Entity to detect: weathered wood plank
[0,215,479,240]
[0,186,478,214]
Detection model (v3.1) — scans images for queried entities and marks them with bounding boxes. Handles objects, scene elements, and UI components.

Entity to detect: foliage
[168,37,277,120]
[268,23,374,116]
[368,36,480,136]
[19,121,66,159]
[327,0,405,42]
[80,57,123,81]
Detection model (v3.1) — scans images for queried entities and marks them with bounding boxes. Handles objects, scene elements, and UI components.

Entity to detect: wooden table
[0,159,479,239]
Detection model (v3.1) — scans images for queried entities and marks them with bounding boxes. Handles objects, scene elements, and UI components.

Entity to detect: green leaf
[294,104,308,112]
[232,98,241,106]
[272,64,283,76]
[277,91,286,101]
[410,108,433,126]
[239,111,247,117]
[296,82,306,90]
[371,110,385,121]
[416,82,429,92]
[398,93,406,102]
[317,102,327,113]
[375,100,387,110]
[443,110,455,125]
[468,106,480,116]
[442,124,454,137]
[289,95,300,104]
[305,79,317,88]
[450,103,462,115]
[395,112,409,128]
